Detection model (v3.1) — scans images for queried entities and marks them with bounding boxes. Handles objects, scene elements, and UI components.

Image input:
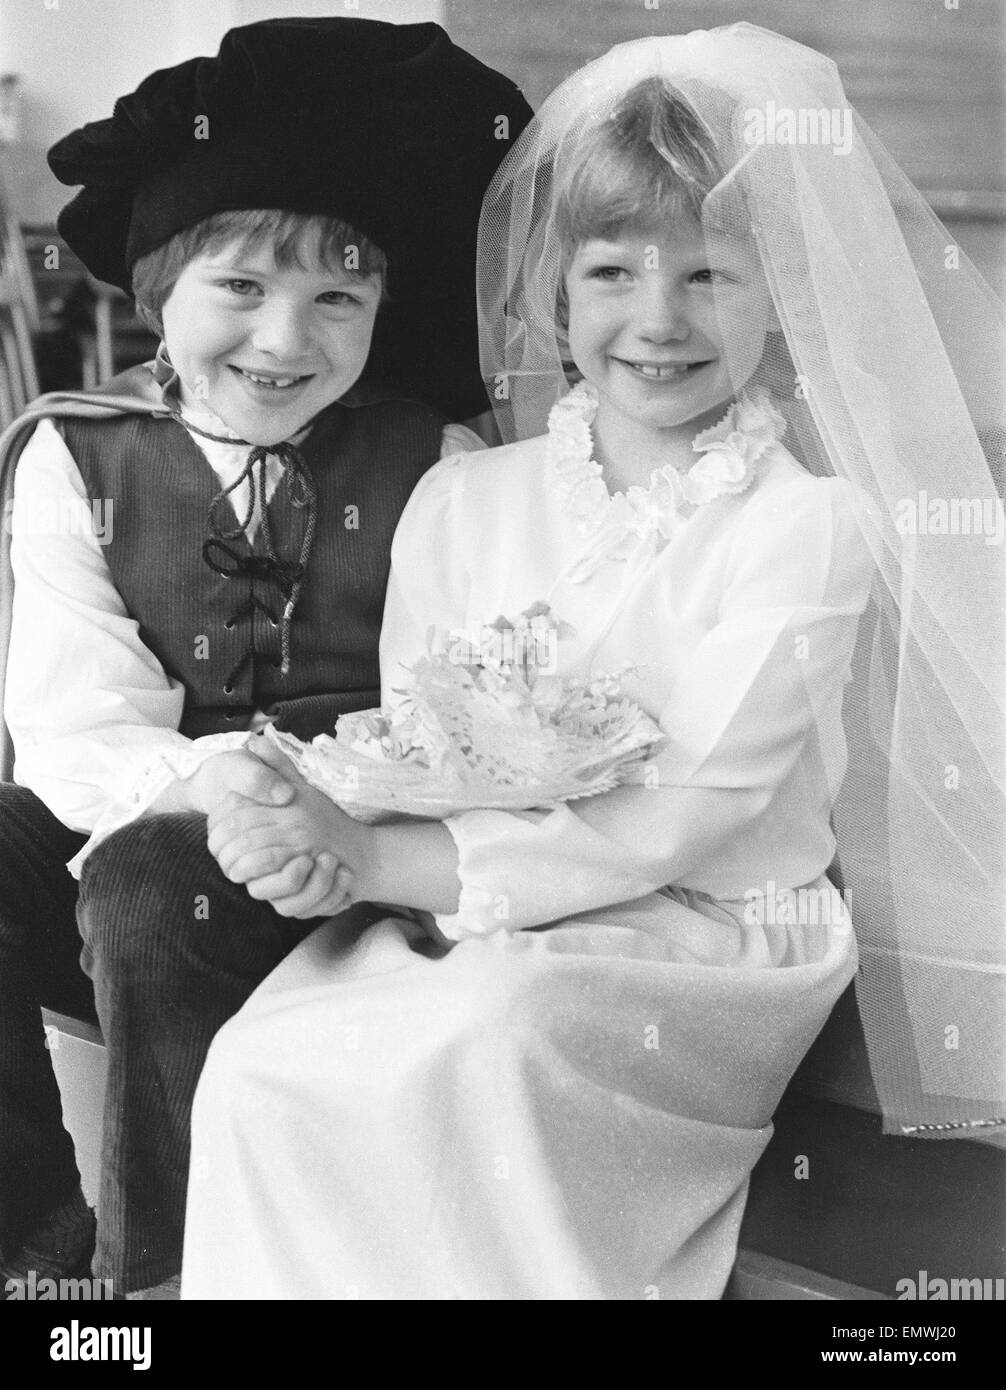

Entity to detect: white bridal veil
[477,23,1005,1138]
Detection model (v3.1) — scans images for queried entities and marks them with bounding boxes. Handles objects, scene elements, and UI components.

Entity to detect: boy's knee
[80,812,211,893]
[78,813,218,961]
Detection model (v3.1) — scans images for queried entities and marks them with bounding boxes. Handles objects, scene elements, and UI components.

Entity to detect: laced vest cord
[174,413,318,682]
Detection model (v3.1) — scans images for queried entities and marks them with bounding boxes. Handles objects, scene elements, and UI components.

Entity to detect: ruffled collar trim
[546,381,786,544]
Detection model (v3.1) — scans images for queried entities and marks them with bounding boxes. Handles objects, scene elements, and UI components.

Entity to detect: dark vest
[62,391,446,741]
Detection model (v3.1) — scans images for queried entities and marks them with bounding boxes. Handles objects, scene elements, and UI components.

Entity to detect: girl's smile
[565,218,776,480]
[617,359,712,381]
[160,241,383,445]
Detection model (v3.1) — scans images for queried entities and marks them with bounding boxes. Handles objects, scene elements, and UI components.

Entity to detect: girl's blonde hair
[551,77,724,335]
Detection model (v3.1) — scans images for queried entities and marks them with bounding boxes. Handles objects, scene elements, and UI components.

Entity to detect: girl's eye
[590,265,630,282]
[220,279,261,296]
[691,268,731,285]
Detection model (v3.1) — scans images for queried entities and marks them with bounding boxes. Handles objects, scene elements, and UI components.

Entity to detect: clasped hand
[201,742,368,918]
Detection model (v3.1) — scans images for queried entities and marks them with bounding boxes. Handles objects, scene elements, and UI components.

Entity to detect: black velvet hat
[47,18,533,419]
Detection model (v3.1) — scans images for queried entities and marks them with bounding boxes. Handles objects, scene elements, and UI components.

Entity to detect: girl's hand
[243,852,357,919]
[208,774,463,920]
[207,784,372,915]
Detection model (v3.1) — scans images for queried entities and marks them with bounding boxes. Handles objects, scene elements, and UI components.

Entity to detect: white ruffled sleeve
[432,475,876,939]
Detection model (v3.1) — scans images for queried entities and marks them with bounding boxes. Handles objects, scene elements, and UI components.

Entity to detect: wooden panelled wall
[445,0,1005,194]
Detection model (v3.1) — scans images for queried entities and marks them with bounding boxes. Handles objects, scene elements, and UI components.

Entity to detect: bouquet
[263,603,664,822]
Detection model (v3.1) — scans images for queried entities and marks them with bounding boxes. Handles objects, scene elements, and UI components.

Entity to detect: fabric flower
[687,393,787,503]
[684,431,758,505]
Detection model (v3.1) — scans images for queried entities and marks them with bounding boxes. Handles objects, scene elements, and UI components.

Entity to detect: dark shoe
[1,1189,100,1300]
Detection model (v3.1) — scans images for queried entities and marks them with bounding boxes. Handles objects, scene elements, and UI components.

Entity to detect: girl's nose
[249,300,313,359]
[636,277,691,342]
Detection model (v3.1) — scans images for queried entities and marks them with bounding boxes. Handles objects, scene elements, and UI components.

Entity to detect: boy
[0,17,530,1297]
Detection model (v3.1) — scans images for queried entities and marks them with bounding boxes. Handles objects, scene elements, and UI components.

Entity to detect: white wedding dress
[181,389,874,1300]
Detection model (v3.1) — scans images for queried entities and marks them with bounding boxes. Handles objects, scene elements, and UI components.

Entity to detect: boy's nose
[249,301,314,359]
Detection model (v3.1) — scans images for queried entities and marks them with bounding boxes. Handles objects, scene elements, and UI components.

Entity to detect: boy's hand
[183,750,297,818]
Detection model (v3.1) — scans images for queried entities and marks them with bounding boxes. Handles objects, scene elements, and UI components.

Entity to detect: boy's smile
[565,218,776,474]
[160,241,383,445]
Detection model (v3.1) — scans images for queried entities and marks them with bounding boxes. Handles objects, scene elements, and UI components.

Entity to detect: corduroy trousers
[0,783,348,1292]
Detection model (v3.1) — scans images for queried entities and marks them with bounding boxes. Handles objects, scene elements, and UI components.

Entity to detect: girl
[182,24,1004,1298]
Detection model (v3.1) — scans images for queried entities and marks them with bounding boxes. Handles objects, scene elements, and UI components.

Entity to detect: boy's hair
[131,208,388,335]
[551,78,724,336]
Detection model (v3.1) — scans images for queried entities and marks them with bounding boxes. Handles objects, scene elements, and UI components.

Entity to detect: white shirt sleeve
[414,475,876,939]
[5,419,209,836]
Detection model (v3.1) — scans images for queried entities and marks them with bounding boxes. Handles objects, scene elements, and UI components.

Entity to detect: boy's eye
[220,279,261,296]
[317,290,363,307]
